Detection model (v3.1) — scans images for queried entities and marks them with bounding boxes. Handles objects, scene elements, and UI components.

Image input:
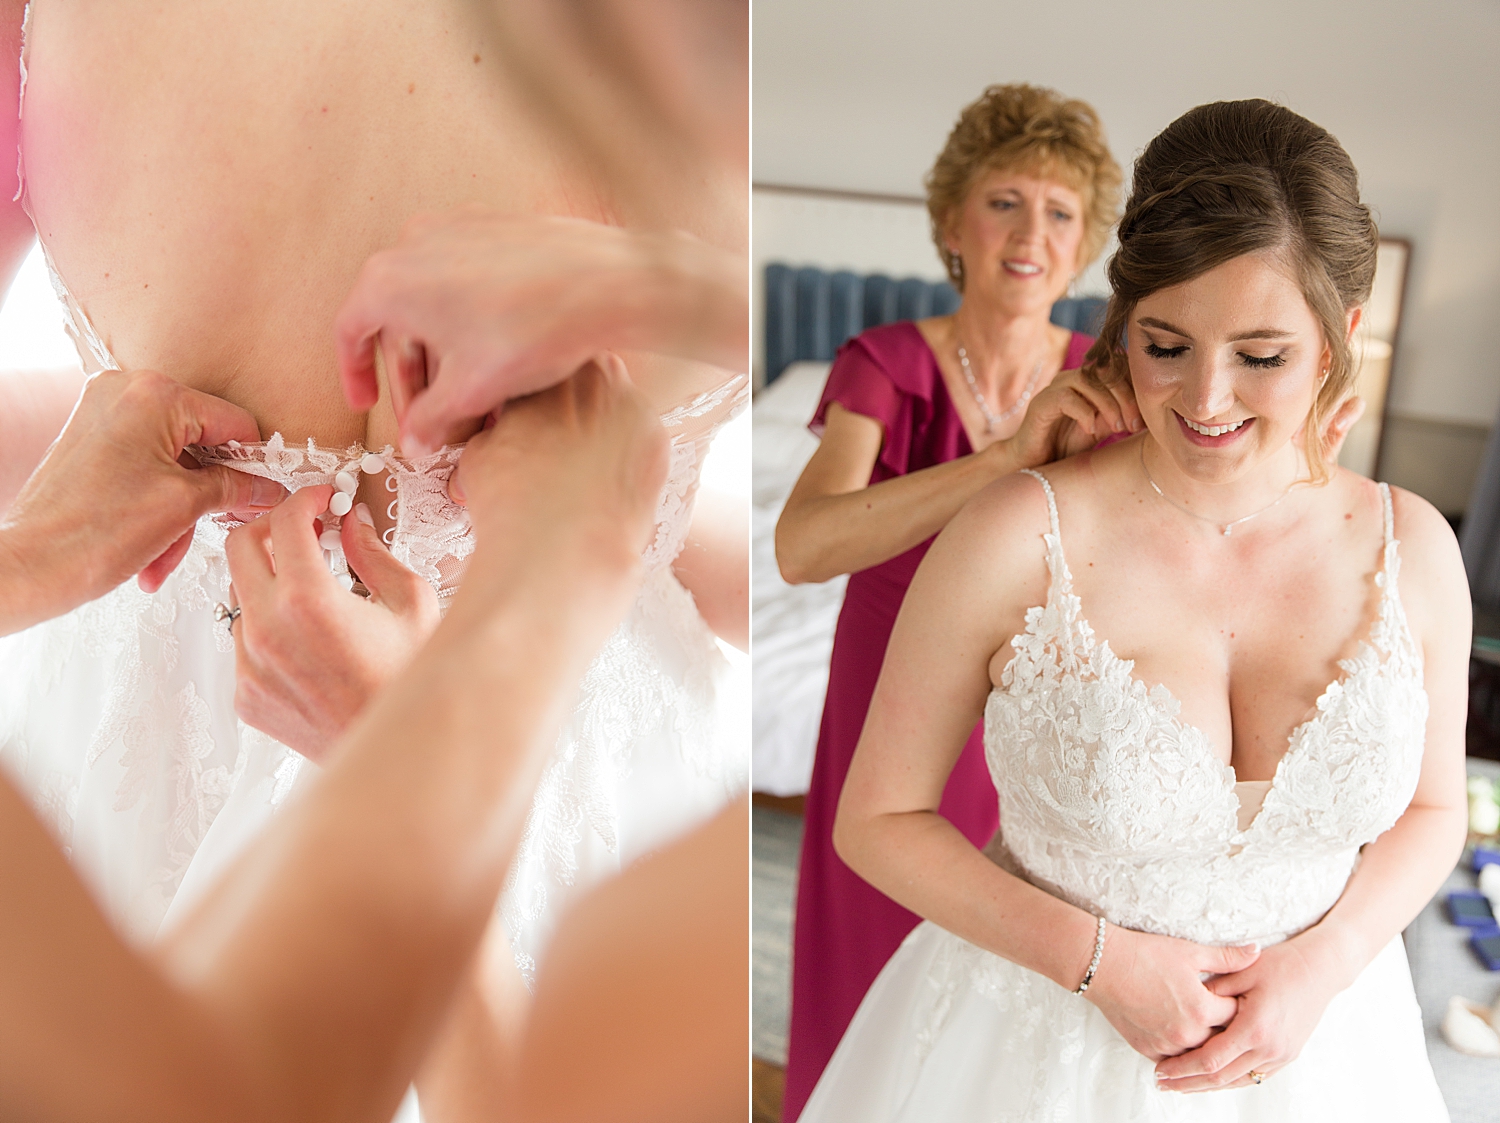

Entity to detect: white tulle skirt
[801,922,1447,1123]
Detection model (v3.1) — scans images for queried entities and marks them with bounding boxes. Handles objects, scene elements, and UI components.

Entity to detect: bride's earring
[950,252,963,284]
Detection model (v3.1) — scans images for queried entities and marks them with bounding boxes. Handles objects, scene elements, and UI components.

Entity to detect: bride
[801,100,1467,1120]
[0,0,744,1004]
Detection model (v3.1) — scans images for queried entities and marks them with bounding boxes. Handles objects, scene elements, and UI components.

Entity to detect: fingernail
[250,476,286,507]
[354,502,375,528]
[447,474,466,504]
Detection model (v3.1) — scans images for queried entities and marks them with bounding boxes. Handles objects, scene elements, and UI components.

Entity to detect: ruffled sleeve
[808,322,938,483]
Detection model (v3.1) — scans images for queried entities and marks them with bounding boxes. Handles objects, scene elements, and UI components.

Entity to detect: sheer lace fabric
[801,470,1446,1121]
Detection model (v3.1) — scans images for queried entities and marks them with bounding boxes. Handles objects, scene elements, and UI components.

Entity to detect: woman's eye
[1143,342,1187,359]
[990,199,1016,210]
[1051,210,1073,222]
[1239,353,1287,369]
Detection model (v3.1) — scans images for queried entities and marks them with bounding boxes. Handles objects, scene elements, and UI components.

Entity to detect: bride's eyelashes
[1141,340,1290,369]
[1142,341,1187,360]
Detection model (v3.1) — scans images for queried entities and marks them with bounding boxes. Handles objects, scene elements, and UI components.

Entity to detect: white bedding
[752,362,847,796]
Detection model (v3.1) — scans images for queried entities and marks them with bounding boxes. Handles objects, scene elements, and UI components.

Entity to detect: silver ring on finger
[213,602,242,635]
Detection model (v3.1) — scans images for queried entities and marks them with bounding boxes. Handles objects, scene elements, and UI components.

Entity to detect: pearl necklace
[1139,442,1294,537]
[956,340,1043,435]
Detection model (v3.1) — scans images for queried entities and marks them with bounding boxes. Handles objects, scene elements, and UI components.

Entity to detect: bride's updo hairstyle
[1084,100,1377,482]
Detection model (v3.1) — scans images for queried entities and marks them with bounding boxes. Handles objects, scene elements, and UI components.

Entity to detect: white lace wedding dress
[0,234,748,974]
[801,470,1447,1122]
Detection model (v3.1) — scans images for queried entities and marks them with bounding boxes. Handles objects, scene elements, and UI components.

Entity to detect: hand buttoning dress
[800,470,1447,1122]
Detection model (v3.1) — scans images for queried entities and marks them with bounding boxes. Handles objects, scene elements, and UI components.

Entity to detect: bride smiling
[800,100,1466,1120]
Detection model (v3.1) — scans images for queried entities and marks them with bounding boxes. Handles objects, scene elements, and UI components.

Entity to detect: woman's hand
[334,209,746,457]
[1152,937,1342,1092]
[1003,367,1142,470]
[225,486,441,762]
[1083,925,1260,1062]
[0,369,287,635]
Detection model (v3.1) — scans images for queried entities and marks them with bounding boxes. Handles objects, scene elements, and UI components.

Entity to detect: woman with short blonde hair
[776,82,1133,1120]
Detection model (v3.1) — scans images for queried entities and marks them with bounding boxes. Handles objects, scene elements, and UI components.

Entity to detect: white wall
[753,0,1500,429]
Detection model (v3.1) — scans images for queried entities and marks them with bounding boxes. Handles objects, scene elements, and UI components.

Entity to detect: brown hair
[1084,99,1378,482]
[925,84,1121,291]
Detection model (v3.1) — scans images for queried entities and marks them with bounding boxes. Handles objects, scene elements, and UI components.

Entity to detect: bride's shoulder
[921,467,1057,611]
[1339,470,1469,645]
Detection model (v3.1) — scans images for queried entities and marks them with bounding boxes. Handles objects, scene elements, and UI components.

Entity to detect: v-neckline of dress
[995,468,1417,839]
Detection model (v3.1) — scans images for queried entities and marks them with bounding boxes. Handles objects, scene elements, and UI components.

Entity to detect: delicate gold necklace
[1139,442,1294,537]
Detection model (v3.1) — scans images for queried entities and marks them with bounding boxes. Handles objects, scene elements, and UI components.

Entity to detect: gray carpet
[753,805,802,1064]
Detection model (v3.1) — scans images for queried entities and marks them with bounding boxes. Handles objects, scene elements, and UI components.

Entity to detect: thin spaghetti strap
[1018,468,1062,540]
[1017,468,1075,606]
[1378,482,1395,549]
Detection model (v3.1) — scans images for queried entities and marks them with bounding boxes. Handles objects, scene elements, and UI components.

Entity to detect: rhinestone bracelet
[1072,915,1107,995]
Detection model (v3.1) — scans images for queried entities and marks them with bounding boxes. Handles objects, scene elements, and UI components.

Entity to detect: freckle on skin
[321,105,328,114]
[408,82,416,94]
[473,53,481,64]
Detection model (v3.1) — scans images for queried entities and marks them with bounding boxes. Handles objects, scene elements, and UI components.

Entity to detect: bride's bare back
[9,0,738,447]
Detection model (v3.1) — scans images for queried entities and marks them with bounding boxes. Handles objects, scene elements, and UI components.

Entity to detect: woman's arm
[0,368,88,512]
[775,368,1140,585]
[834,471,1258,1061]
[417,799,747,1123]
[1156,486,1471,1092]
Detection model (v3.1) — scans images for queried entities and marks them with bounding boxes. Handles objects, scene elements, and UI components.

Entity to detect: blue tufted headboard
[762,263,1108,386]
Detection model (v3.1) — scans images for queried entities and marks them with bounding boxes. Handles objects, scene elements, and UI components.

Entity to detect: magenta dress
[782,321,1094,1121]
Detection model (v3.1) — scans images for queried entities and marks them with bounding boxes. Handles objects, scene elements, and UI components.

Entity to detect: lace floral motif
[985,471,1428,949]
[190,435,472,598]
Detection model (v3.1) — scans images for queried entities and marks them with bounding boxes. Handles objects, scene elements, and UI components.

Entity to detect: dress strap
[1019,468,1062,539]
[1017,468,1074,602]
[1378,481,1395,550]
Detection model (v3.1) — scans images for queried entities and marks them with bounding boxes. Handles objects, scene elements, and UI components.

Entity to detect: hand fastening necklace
[956,340,1043,435]
[1139,441,1294,537]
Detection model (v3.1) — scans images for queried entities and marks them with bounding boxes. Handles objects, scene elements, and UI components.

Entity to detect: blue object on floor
[1472,845,1500,872]
[1469,927,1500,971]
[1448,891,1498,927]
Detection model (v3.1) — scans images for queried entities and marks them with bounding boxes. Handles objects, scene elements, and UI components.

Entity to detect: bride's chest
[1061,543,1386,780]
[985,626,1428,861]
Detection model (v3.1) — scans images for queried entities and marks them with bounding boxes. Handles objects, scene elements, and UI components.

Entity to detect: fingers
[401,359,503,458]
[1322,394,1366,459]
[1207,942,1261,976]
[333,259,394,412]
[1107,378,1144,433]
[340,503,438,620]
[266,487,338,584]
[138,527,196,593]
[185,464,289,520]
[387,337,431,428]
[173,383,265,450]
[1157,1031,1276,1094]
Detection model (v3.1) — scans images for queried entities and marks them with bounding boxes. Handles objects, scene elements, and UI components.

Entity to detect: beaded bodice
[983,470,1428,947]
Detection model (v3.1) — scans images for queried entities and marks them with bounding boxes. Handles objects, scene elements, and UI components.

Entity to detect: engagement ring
[213,602,242,634]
